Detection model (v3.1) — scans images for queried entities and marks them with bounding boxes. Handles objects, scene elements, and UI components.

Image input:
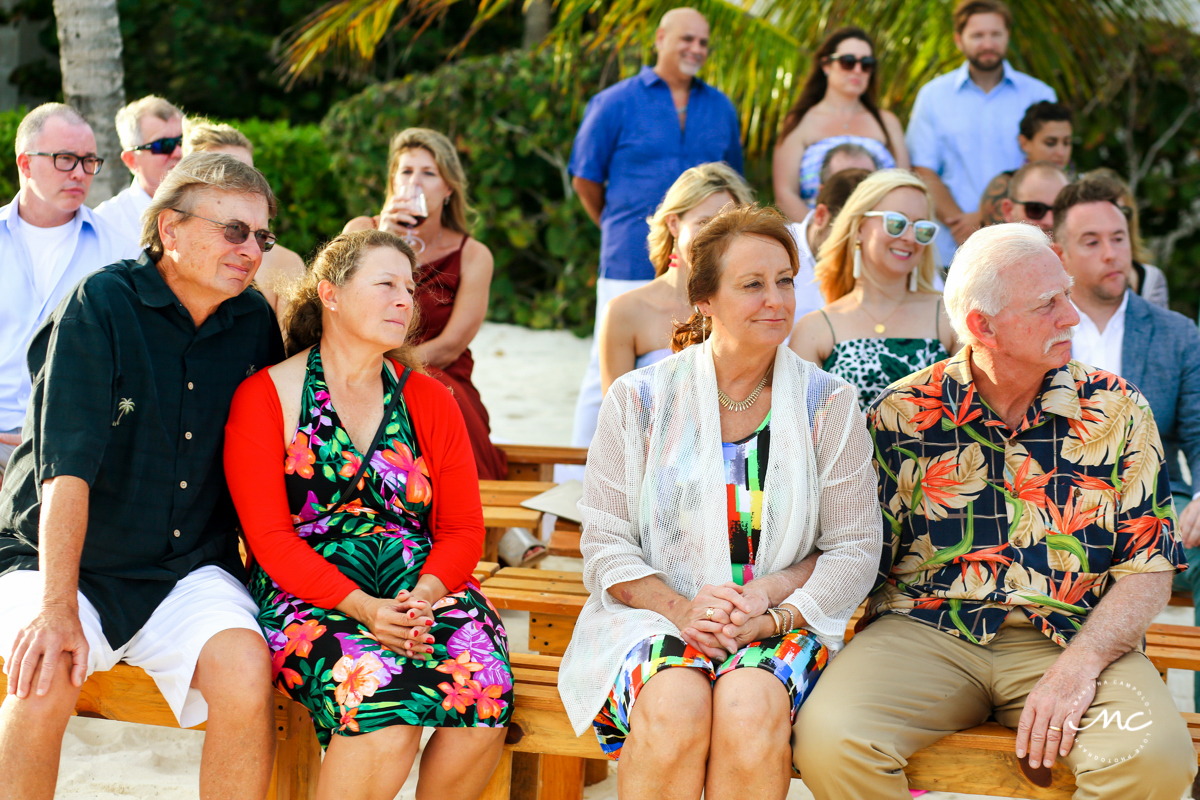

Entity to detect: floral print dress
[249,347,513,747]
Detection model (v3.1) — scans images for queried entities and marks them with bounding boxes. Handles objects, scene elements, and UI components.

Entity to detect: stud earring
[853,242,863,279]
[909,269,919,292]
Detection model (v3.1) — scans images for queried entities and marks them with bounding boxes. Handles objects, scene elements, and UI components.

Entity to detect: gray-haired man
[95,95,184,243]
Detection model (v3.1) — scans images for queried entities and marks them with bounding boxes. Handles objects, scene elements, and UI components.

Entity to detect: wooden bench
[498,445,587,483]
[479,478,584,564]
[1172,590,1194,607]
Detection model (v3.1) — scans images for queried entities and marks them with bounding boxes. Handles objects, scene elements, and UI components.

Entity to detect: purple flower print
[448,622,511,693]
[294,491,331,538]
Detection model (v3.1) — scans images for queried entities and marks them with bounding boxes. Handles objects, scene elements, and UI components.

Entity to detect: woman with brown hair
[224,229,511,800]
[345,128,507,480]
[559,205,881,800]
[773,27,909,223]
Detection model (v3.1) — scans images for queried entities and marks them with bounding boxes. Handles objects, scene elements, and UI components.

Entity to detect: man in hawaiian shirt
[793,222,1194,798]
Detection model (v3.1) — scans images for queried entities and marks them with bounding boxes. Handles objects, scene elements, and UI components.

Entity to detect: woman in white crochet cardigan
[558,204,883,799]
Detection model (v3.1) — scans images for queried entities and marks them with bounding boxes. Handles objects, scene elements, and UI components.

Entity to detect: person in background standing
[94,96,184,243]
[978,101,1073,225]
[906,0,1056,267]
[568,6,743,453]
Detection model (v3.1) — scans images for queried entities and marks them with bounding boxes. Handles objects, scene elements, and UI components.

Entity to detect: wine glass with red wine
[394,183,428,253]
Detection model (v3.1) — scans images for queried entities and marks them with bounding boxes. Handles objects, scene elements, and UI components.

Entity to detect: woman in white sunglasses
[789,169,958,410]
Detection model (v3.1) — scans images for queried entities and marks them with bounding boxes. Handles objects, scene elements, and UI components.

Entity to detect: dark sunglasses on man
[130,136,183,156]
[1012,199,1053,221]
[24,151,104,175]
[825,54,877,72]
[171,209,277,252]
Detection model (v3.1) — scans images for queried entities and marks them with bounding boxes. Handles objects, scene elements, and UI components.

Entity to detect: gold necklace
[859,297,903,335]
[717,367,771,412]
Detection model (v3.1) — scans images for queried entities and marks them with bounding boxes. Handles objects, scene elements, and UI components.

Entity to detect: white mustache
[1044,328,1074,354]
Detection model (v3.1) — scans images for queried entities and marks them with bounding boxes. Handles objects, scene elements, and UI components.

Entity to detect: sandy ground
[46,323,1196,798]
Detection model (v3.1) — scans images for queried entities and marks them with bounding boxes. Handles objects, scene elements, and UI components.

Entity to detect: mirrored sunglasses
[862,211,938,245]
[171,209,276,252]
[131,136,183,155]
[826,54,876,72]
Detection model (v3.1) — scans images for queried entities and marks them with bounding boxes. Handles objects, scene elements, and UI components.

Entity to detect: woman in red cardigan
[225,229,510,799]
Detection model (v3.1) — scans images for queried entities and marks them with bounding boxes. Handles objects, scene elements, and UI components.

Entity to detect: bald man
[1000,160,1068,236]
[568,6,743,452]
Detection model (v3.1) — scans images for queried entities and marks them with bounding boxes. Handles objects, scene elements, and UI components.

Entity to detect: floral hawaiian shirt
[866,346,1187,647]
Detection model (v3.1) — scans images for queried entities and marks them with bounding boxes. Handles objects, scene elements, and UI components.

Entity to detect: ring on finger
[705,607,715,620]
[1048,725,1063,732]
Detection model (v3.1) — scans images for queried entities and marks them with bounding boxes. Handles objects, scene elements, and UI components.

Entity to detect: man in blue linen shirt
[905,0,1055,268]
[568,6,743,450]
[0,104,139,480]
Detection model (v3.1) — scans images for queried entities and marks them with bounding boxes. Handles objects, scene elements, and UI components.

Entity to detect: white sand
[48,323,1195,798]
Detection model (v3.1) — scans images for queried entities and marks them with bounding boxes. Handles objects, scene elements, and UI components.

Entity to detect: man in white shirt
[789,168,872,319]
[0,104,139,479]
[94,96,183,243]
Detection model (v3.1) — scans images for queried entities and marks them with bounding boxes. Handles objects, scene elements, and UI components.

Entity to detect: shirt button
[179,480,188,489]
[173,529,181,538]
[185,432,192,440]
[187,382,194,390]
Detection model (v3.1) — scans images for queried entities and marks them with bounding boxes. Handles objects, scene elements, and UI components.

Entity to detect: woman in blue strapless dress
[598,164,754,395]
[773,27,908,224]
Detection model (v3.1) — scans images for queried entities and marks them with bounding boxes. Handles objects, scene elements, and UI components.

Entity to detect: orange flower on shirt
[285,432,316,479]
[435,651,484,685]
[283,618,327,658]
[469,681,507,721]
[438,680,476,714]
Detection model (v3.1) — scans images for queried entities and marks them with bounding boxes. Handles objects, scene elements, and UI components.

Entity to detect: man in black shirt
[0,152,285,799]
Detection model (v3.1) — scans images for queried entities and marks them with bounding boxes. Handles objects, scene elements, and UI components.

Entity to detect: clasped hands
[347,587,438,660]
[674,582,774,661]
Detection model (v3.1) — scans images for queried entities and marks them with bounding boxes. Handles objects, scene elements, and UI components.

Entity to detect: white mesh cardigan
[557,341,883,734]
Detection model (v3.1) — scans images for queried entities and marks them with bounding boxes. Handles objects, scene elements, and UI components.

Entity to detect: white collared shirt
[1071,291,1129,378]
[788,211,827,320]
[94,178,154,245]
[0,193,140,429]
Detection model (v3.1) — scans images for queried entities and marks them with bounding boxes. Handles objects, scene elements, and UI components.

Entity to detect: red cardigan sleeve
[404,370,485,592]
[224,369,359,609]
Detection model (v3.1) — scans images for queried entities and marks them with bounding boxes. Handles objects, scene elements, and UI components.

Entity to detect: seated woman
[790,169,957,411]
[558,205,881,799]
[773,27,908,223]
[345,128,507,480]
[225,230,511,799]
[599,162,754,396]
[978,101,1073,226]
[182,118,306,317]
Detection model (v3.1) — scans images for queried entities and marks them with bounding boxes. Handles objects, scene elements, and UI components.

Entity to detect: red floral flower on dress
[469,681,507,721]
[338,706,360,732]
[285,432,316,479]
[338,450,363,486]
[438,680,477,713]
[435,651,484,685]
[270,649,303,691]
[283,618,327,658]
[376,441,433,505]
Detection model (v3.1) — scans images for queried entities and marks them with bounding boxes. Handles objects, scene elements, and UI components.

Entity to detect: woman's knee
[712,672,791,755]
[331,724,422,760]
[628,668,712,749]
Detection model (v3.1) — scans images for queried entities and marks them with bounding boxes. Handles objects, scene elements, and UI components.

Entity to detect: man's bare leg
[191,628,276,800]
[0,656,81,799]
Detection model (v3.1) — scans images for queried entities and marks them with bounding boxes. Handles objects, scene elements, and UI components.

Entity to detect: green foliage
[322,48,602,334]
[0,109,22,202]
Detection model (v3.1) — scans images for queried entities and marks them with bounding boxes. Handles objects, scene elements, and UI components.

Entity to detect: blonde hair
[142,152,276,258]
[116,95,182,150]
[183,117,253,156]
[646,163,754,277]
[282,230,425,371]
[385,128,474,236]
[815,169,940,302]
[670,205,799,352]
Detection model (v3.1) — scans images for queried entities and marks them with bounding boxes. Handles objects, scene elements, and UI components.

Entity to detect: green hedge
[322,49,603,334]
[0,108,21,202]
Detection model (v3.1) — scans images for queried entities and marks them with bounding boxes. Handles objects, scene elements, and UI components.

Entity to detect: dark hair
[282,229,425,372]
[1050,173,1127,241]
[814,167,872,219]
[953,0,1013,34]
[670,205,799,352]
[1018,101,1073,140]
[780,27,893,155]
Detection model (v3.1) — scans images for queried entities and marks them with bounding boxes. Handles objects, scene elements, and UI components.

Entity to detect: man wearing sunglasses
[999,161,1068,236]
[95,96,184,244]
[0,103,139,487]
[0,152,285,799]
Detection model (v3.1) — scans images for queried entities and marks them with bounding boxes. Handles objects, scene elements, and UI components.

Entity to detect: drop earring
[853,242,863,279]
[909,269,919,292]
[668,253,681,269]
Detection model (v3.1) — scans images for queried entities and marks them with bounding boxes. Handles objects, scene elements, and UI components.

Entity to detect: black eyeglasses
[1013,200,1053,221]
[130,136,183,155]
[826,54,877,72]
[171,209,276,252]
[24,152,104,175]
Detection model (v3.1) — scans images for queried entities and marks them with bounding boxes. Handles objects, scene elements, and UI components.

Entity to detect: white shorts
[0,565,263,728]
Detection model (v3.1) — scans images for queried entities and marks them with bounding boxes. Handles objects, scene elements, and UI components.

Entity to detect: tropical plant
[279,0,1192,155]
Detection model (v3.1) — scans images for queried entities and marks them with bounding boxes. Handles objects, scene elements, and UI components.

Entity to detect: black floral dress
[249,347,513,747]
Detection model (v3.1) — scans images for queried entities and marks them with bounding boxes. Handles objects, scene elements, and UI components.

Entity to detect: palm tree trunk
[522,0,553,49]
[53,0,126,204]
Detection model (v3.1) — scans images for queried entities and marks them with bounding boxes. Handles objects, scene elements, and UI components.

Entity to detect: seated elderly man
[793,223,1194,798]
[0,153,285,800]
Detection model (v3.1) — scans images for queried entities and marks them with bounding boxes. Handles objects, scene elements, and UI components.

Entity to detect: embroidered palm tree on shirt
[113,398,135,426]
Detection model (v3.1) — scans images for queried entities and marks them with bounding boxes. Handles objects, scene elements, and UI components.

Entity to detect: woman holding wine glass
[344,128,509,481]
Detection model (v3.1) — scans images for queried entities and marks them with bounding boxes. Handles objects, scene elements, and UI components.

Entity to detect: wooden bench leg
[478,750,513,800]
[267,699,321,800]
[510,753,585,800]
[584,758,609,786]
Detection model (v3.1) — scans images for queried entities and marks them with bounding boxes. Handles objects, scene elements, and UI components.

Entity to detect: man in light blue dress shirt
[905,0,1055,268]
[0,104,139,478]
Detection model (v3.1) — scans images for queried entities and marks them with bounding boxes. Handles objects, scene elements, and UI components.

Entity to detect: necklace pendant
[874,323,886,334]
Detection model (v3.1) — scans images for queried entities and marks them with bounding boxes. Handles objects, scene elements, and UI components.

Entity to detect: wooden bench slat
[492,567,586,581]
[1170,590,1194,607]
[484,578,591,597]
[499,445,588,465]
[481,506,543,528]
[479,480,557,507]
[549,528,583,558]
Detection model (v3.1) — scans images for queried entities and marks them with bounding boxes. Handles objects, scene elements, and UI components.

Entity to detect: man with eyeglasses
[999,160,1068,236]
[0,152,285,798]
[94,96,184,244]
[905,0,1055,268]
[0,103,139,485]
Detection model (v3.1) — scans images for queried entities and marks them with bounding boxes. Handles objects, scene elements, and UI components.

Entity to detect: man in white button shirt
[0,104,139,481]
[94,96,183,243]
[1053,173,1200,713]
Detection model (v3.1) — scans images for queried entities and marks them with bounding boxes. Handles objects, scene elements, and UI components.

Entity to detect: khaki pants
[793,614,1196,799]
